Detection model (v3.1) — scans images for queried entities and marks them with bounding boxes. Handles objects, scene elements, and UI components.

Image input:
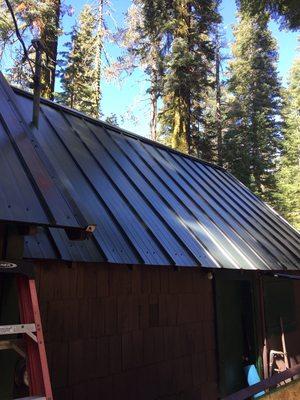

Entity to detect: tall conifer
[59,5,99,117]
[224,13,281,203]
[276,54,300,229]
[201,27,227,164]
[1,0,62,98]
[159,0,221,155]
[121,0,169,140]
[237,0,300,30]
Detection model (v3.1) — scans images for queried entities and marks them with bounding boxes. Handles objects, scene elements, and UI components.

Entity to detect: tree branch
[4,0,34,74]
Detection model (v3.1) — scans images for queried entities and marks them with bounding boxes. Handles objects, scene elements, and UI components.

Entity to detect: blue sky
[3,0,299,137]
[76,0,296,136]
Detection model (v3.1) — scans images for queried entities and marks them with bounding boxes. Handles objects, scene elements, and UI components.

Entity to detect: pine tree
[159,0,221,155]
[224,13,281,204]
[276,54,300,229]
[201,26,227,165]
[1,0,63,98]
[0,1,14,59]
[237,0,300,30]
[94,0,104,114]
[59,5,99,118]
[39,0,61,98]
[121,0,169,140]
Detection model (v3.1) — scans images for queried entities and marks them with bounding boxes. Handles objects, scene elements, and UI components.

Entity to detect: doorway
[215,276,259,397]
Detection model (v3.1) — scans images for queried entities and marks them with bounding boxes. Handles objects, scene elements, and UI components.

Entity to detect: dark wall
[34,261,218,400]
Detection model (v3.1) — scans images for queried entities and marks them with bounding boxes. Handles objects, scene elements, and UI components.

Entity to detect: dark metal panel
[37,103,165,265]
[201,165,299,268]
[107,130,222,268]
[0,73,89,230]
[23,227,104,262]
[85,123,204,267]
[48,228,105,262]
[128,137,251,269]
[62,113,174,265]
[175,154,297,268]
[154,147,267,269]
[170,153,282,269]
[221,168,300,244]
[0,81,68,226]
[196,163,299,267]
[157,149,274,270]
[7,86,299,270]
[0,124,47,224]
[211,166,300,248]
[17,98,134,263]
[23,228,59,259]
[38,102,143,265]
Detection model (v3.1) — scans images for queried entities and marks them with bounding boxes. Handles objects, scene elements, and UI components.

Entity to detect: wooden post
[280,317,290,369]
[259,275,269,379]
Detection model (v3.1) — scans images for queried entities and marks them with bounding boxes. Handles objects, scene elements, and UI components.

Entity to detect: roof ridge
[11,85,226,172]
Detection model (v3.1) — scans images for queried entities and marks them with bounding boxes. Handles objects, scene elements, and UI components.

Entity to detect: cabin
[0,71,299,400]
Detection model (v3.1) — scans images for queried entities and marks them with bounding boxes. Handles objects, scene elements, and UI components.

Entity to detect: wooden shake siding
[34,261,218,400]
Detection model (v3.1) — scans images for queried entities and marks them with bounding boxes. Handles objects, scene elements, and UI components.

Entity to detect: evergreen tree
[224,13,281,204]
[201,26,227,165]
[121,0,169,140]
[0,1,14,59]
[59,5,99,118]
[94,0,104,114]
[276,54,300,229]
[159,0,221,155]
[1,0,64,98]
[39,0,61,98]
[237,0,300,30]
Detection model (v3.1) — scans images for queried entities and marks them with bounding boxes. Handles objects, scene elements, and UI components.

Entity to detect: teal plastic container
[244,364,265,398]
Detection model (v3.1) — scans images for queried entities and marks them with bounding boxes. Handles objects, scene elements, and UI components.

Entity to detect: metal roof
[0,73,93,231]
[1,74,299,270]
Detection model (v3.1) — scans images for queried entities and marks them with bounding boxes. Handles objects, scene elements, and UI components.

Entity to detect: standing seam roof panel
[197,164,300,266]
[170,153,282,269]
[116,133,252,269]
[66,114,193,265]
[4,85,298,270]
[89,124,217,268]
[61,113,173,265]
[22,99,140,263]
[0,73,92,230]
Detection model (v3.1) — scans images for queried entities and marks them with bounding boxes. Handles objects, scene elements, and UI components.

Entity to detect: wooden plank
[222,364,300,400]
[103,296,117,335]
[109,335,122,374]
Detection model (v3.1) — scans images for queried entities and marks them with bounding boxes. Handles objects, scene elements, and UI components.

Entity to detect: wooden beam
[258,276,269,379]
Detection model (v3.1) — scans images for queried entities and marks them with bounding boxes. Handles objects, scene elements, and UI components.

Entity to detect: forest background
[0,0,299,229]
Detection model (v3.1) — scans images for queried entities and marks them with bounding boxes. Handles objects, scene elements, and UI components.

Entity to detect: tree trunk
[95,0,104,118]
[215,33,223,166]
[150,82,158,141]
[149,41,160,141]
[40,0,61,99]
[186,1,192,154]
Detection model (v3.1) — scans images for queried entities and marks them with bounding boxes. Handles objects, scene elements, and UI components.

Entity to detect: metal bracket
[0,338,26,357]
[0,323,37,342]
